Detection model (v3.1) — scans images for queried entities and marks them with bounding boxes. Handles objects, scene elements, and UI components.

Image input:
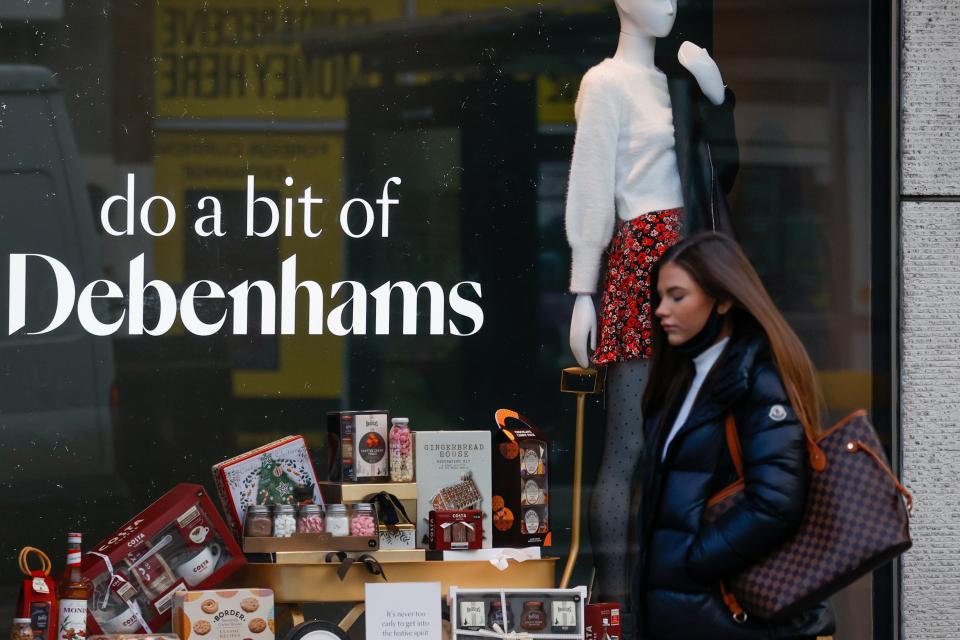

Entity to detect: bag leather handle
[846,440,914,513]
[724,415,743,479]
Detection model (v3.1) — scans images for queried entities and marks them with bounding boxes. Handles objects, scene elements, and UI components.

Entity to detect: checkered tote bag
[703,409,913,622]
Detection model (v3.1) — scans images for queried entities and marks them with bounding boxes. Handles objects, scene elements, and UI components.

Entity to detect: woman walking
[632,232,835,639]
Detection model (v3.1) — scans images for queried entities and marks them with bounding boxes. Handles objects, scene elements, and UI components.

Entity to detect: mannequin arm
[569,294,597,369]
[678,41,725,105]
[699,86,739,195]
[678,42,740,194]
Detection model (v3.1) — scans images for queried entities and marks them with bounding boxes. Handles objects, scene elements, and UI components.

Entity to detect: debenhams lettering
[7,254,484,337]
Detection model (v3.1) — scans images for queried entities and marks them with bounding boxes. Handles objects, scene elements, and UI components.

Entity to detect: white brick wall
[902,2,960,195]
[901,0,960,636]
[901,204,960,638]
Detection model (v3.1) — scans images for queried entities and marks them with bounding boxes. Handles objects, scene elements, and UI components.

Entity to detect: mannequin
[564,0,738,625]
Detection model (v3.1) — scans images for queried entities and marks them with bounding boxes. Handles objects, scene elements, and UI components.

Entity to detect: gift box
[82,484,246,635]
[428,510,483,551]
[585,602,622,640]
[211,435,324,539]
[449,586,586,638]
[326,411,390,483]
[414,431,492,549]
[492,410,551,547]
[378,524,416,551]
[173,588,275,640]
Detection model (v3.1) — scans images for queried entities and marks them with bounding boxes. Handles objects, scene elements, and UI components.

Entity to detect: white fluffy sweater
[565,57,684,294]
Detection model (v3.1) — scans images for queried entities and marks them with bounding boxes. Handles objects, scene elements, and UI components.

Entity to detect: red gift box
[428,510,483,551]
[81,484,245,635]
[585,602,622,640]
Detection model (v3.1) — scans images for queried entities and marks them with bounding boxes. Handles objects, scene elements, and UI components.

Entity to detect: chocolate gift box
[492,410,551,547]
[428,510,483,551]
[211,435,324,539]
[173,588,275,640]
[414,431,492,549]
[326,410,390,483]
[82,484,246,635]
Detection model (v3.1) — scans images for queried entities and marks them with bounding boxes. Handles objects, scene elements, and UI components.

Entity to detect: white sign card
[365,582,442,640]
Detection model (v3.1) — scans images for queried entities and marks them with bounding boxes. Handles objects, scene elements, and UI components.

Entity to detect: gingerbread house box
[491,409,551,547]
[414,431,492,549]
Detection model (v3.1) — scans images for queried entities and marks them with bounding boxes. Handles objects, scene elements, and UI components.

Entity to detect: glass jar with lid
[519,601,547,631]
[245,505,273,537]
[272,504,297,537]
[350,502,377,537]
[487,600,514,631]
[326,504,349,537]
[10,618,33,640]
[389,417,414,482]
[297,504,325,533]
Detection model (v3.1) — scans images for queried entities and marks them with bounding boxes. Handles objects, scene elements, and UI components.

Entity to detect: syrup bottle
[57,533,92,640]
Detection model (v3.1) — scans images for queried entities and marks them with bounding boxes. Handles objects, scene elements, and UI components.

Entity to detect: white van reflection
[0,65,116,482]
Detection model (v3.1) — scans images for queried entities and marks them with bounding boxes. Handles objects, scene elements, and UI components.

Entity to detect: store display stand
[227,367,605,634]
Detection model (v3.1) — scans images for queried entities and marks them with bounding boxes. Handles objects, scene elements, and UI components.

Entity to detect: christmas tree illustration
[256,455,298,505]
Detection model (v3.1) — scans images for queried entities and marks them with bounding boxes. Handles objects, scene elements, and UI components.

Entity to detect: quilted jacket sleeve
[685,361,810,584]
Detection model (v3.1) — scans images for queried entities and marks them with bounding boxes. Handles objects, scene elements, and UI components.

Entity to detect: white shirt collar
[692,336,731,377]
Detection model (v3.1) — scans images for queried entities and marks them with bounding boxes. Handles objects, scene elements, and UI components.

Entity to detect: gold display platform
[228,557,558,603]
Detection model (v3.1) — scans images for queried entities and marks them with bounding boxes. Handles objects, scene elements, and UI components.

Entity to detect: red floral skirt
[592,207,684,365]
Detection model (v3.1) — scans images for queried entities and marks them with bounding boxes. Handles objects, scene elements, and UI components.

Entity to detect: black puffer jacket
[632,328,835,639]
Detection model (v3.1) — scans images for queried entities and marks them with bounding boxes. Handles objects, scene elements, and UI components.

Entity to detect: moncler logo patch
[769,404,788,421]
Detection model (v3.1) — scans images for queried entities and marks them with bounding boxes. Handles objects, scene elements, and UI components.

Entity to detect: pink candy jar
[297,504,325,533]
[389,417,414,482]
[350,503,377,537]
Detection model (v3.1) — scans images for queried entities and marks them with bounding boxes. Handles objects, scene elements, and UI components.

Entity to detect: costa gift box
[211,435,324,539]
[492,410,552,547]
[82,484,245,635]
[428,510,483,551]
[173,588,275,640]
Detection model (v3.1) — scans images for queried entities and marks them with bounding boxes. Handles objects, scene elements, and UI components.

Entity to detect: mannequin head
[614,0,677,38]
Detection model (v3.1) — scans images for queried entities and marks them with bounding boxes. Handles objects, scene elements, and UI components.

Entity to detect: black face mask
[674,304,726,358]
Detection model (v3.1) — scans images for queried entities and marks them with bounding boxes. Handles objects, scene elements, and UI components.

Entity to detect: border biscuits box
[414,431,492,548]
[492,410,551,547]
[173,588,275,640]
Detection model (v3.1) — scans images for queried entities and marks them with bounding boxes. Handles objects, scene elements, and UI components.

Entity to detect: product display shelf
[273,548,426,564]
[228,557,558,603]
[319,480,418,502]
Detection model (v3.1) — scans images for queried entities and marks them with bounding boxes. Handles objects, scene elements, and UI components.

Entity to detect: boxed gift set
[319,483,418,551]
[212,436,325,539]
[173,588,275,640]
[449,586,586,638]
[492,409,551,547]
[414,431,492,549]
[584,603,622,640]
[428,510,483,551]
[82,484,246,635]
[327,410,391,483]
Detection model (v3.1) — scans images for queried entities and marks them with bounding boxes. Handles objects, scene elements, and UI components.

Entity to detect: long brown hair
[642,232,823,436]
